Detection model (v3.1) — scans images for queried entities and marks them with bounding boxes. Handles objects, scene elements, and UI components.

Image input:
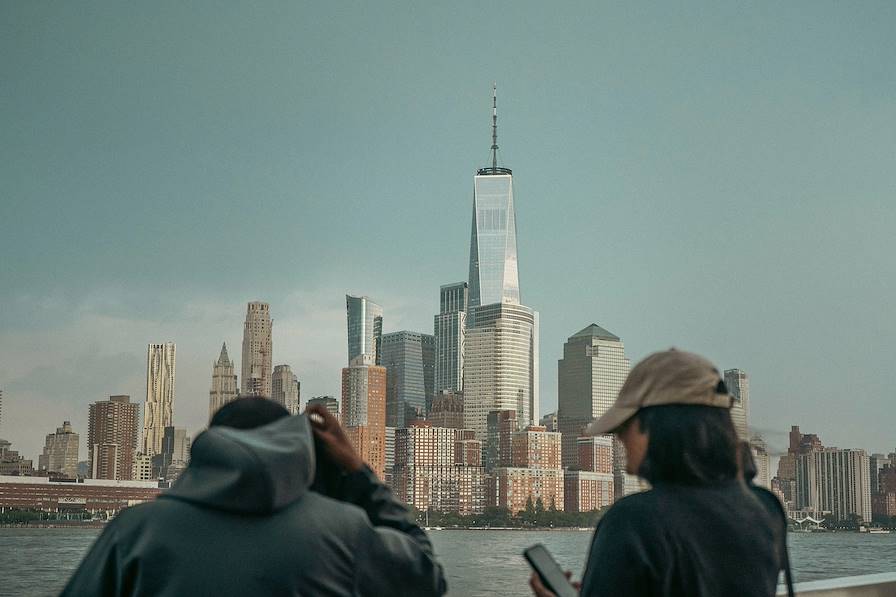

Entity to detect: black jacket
[579,480,787,596]
[61,415,447,596]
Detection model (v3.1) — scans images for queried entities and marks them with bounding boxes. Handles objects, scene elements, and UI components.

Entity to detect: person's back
[62,400,446,596]
[581,480,784,596]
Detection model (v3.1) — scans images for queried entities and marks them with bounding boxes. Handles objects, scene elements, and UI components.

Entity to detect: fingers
[529,572,556,597]
[306,404,338,430]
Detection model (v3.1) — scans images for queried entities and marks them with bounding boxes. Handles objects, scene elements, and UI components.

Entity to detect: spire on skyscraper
[217,342,231,366]
[479,83,512,176]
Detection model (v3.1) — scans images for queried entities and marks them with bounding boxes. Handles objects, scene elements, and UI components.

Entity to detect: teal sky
[2,2,894,459]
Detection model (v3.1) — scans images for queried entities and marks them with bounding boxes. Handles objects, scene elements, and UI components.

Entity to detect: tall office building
[557,324,630,468]
[796,448,872,522]
[209,342,238,420]
[342,357,387,478]
[464,87,539,444]
[346,295,383,365]
[88,395,139,480]
[142,343,176,457]
[37,421,79,478]
[242,302,273,398]
[434,282,468,394]
[750,433,771,488]
[725,368,749,439]
[380,331,435,428]
[272,364,300,415]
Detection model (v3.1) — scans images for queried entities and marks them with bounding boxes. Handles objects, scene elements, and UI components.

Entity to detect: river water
[0,528,894,596]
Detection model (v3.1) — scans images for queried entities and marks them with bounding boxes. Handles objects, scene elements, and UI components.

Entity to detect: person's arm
[307,405,447,596]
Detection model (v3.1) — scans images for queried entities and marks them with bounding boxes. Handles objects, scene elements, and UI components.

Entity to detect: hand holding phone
[523,544,578,597]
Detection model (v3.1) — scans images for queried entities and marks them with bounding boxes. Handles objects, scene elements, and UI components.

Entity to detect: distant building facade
[0,475,161,515]
[346,295,383,365]
[38,421,79,479]
[380,331,435,428]
[88,395,139,481]
[556,324,629,469]
[152,426,191,481]
[724,368,749,440]
[0,439,33,476]
[305,396,339,420]
[392,422,485,515]
[142,342,176,457]
[342,358,387,478]
[241,301,273,398]
[564,470,614,512]
[796,448,872,522]
[434,282,468,395]
[429,391,464,429]
[272,364,300,415]
[209,343,238,420]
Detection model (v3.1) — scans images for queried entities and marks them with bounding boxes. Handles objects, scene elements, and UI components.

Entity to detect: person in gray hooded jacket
[61,397,447,596]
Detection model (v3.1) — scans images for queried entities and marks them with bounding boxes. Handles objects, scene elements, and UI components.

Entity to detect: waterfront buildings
[341,357,387,478]
[272,364,300,415]
[142,342,176,457]
[88,395,139,481]
[556,324,629,468]
[434,282,468,394]
[381,331,435,427]
[724,368,749,440]
[796,447,872,522]
[392,422,485,514]
[463,88,539,447]
[564,470,614,512]
[152,426,191,481]
[0,439,33,476]
[346,295,383,365]
[306,396,339,420]
[485,409,517,471]
[37,421,79,479]
[241,301,273,398]
[209,342,238,420]
[0,475,161,515]
[492,424,564,513]
[577,435,613,474]
[429,391,464,429]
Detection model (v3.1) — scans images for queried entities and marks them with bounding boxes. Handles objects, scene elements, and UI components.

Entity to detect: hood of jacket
[163,414,315,515]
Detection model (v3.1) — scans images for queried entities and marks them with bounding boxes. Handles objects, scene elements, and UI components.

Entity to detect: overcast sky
[2,2,894,460]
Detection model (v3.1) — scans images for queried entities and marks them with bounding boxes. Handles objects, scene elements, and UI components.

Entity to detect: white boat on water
[868,528,891,534]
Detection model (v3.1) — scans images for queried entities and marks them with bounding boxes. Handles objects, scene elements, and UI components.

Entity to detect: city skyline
[2,3,895,461]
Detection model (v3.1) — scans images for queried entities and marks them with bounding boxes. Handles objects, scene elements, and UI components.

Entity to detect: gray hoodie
[61,415,447,596]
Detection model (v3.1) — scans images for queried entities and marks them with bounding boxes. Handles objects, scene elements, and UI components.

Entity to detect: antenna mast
[491,82,498,170]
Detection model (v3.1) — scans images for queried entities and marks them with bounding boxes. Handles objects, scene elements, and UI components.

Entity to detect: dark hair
[737,441,757,483]
[210,397,290,430]
[635,404,738,485]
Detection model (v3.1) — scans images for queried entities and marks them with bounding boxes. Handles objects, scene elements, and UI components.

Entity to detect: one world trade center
[463,85,539,445]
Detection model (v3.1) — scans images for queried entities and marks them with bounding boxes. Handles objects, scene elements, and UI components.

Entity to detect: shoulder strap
[749,485,794,597]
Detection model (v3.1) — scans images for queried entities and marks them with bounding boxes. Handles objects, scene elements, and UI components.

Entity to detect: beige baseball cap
[584,348,733,435]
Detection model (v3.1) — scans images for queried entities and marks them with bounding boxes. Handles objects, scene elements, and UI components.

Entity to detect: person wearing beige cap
[530,349,792,597]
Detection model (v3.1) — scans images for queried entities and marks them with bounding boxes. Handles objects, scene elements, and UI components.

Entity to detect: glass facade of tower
[468,174,520,308]
[434,282,468,394]
[346,295,383,365]
[381,331,435,427]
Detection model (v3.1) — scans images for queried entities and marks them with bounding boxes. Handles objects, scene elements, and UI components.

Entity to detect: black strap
[781,532,795,597]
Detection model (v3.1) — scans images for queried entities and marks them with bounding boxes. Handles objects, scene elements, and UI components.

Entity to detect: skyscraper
[305,396,339,420]
[796,448,872,522]
[209,342,238,421]
[434,282,468,394]
[37,421,79,478]
[725,369,749,439]
[341,357,387,478]
[152,426,191,481]
[557,324,630,468]
[463,86,539,445]
[346,295,383,365]
[88,395,139,480]
[380,331,435,427]
[142,342,176,457]
[464,303,539,440]
[272,364,300,415]
[241,302,273,398]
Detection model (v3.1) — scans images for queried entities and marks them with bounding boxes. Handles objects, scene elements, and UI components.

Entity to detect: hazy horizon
[2,2,894,460]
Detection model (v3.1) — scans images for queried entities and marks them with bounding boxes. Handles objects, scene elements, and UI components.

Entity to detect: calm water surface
[1,527,894,596]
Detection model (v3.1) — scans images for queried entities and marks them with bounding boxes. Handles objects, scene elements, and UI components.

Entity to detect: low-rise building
[0,475,162,515]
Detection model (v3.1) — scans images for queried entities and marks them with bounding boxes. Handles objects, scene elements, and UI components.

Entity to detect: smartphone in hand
[523,544,578,597]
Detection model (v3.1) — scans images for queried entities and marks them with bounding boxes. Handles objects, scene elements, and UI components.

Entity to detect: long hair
[635,404,739,485]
